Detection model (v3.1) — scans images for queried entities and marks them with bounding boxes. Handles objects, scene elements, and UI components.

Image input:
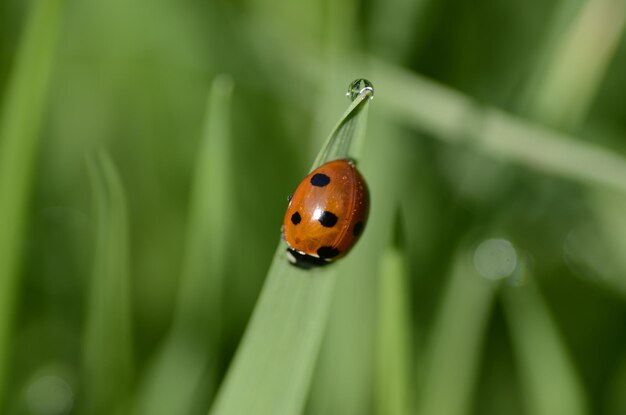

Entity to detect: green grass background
[1,0,626,414]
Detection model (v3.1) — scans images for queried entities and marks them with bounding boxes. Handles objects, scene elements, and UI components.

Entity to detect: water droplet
[473,238,517,280]
[346,79,374,101]
[25,375,73,415]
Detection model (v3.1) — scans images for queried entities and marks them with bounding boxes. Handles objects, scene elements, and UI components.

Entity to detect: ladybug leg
[280,225,286,241]
[287,194,293,202]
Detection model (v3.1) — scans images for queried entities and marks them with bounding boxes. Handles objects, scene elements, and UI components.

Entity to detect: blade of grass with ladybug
[209,83,373,415]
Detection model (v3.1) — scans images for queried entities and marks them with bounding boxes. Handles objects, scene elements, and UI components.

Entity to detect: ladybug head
[286,248,332,269]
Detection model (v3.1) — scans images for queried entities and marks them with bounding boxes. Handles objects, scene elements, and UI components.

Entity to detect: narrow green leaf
[240,21,626,195]
[210,259,335,415]
[588,189,626,296]
[312,86,373,169]
[370,59,626,194]
[84,150,133,415]
[135,75,235,415]
[0,0,65,405]
[376,241,412,415]
[525,0,626,127]
[305,116,407,415]
[210,87,373,415]
[416,249,496,415]
[502,280,589,415]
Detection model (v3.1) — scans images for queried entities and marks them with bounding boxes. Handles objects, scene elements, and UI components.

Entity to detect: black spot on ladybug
[317,246,340,259]
[353,221,364,237]
[318,211,338,227]
[291,212,302,225]
[310,173,331,187]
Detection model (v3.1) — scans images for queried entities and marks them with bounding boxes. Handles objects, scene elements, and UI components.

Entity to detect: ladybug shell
[283,159,369,263]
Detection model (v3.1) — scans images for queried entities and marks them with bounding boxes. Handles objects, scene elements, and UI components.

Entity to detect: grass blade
[589,189,626,296]
[135,75,235,415]
[312,86,373,169]
[210,259,335,415]
[305,117,409,415]
[416,248,496,415]
[0,0,65,406]
[240,22,626,195]
[376,237,412,415]
[210,86,373,415]
[370,59,626,194]
[502,280,589,415]
[84,150,133,415]
[525,0,626,127]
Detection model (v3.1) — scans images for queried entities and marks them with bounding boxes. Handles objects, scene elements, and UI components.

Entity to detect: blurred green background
[1,0,626,414]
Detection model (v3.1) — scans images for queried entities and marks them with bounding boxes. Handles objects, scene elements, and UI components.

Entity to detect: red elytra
[282,159,369,267]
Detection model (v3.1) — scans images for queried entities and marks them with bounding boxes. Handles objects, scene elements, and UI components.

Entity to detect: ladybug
[282,159,369,268]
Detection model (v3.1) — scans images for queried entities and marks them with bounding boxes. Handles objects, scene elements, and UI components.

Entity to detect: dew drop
[346,79,374,101]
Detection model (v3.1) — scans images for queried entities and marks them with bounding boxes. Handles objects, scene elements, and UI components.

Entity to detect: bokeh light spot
[25,375,73,415]
[473,238,517,280]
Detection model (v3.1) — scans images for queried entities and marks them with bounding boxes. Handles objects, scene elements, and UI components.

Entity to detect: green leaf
[370,59,626,194]
[0,0,65,406]
[523,0,626,127]
[84,150,134,415]
[305,117,408,415]
[312,86,373,169]
[502,279,589,415]
[240,21,626,195]
[135,75,235,415]
[376,239,413,415]
[416,249,497,415]
[209,86,373,415]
